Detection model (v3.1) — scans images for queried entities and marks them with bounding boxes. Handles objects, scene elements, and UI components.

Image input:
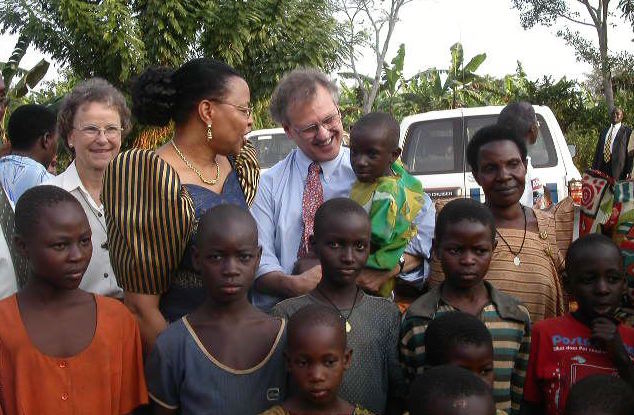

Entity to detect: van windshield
[402,113,557,174]
[249,133,296,168]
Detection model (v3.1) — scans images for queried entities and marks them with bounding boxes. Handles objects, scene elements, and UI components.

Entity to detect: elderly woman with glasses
[102,58,259,349]
[47,78,130,299]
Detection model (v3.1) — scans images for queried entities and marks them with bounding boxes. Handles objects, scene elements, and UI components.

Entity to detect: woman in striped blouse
[102,58,260,349]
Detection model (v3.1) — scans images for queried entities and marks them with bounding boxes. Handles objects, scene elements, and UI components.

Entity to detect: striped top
[400,282,531,415]
[102,142,259,295]
[428,208,565,322]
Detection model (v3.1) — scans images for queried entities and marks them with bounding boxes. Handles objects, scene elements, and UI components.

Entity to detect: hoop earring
[206,124,213,142]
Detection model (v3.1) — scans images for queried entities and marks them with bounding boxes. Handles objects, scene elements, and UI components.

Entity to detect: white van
[399,105,581,204]
[246,128,295,170]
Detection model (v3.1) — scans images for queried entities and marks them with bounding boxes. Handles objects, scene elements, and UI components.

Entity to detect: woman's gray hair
[270,68,339,126]
[57,78,132,150]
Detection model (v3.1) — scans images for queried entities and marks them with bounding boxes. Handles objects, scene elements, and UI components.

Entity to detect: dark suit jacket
[592,124,633,180]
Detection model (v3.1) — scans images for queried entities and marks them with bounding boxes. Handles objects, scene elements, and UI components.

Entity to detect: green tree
[0,0,343,101]
[511,0,632,111]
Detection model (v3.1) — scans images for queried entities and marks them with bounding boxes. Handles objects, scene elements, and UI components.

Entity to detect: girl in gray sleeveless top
[145,206,287,414]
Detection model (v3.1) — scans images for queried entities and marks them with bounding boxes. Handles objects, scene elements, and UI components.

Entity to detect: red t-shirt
[524,313,634,415]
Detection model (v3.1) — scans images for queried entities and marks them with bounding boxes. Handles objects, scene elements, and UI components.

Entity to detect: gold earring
[206,124,213,142]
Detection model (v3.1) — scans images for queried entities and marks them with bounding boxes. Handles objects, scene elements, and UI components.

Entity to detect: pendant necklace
[496,205,527,267]
[315,286,360,333]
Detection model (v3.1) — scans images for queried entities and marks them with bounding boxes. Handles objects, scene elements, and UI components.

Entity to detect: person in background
[0,76,22,299]
[103,58,259,351]
[408,366,497,415]
[48,78,127,300]
[146,205,286,414]
[348,112,425,298]
[497,101,546,209]
[564,374,634,415]
[251,68,435,312]
[273,198,406,414]
[0,186,147,415]
[260,304,374,415]
[522,234,634,415]
[592,107,632,180]
[0,104,57,206]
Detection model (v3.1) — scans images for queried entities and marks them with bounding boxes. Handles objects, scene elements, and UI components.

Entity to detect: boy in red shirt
[522,234,634,415]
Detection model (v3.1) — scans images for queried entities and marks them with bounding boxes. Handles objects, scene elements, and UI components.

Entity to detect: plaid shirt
[400,281,531,415]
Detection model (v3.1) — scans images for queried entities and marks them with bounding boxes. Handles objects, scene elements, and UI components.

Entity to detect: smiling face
[287,323,351,408]
[192,217,261,304]
[209,76,253,156]
[473,140,527,208]
[68,101,122,172]
[313,212,371,286]
[436,220,495,290]
[18,201,92,290]
[567,244,626,321]
[284,85,343,163]
[611,108,624,125]
[349,128,400,183]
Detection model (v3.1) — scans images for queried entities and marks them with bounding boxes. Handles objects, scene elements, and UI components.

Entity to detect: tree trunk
[599,0,615,110]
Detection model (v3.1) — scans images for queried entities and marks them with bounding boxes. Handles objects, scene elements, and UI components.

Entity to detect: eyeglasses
[73,125,123,139]
[292,109,341,139]
[213,100,253,118]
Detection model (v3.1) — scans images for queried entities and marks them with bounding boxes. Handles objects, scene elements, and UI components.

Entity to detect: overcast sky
[1,0,633,86]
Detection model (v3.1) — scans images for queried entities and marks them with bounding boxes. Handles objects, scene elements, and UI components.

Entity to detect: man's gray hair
[497,101,536,140]
[270,68,339,126]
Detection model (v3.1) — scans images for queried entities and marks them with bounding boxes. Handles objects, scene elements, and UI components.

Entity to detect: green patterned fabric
[350,160,424,297]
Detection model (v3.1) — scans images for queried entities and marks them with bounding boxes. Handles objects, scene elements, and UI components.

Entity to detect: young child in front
[0,185,147,415]
[400,198,531,415]
[145,204,287,414]
[348,111,425,297]
[564,374,634,415]
[273,198,406,414]
[260,304,374,415]
[408,365,497,415]
[424,312,508,415]
[522,234,634,415]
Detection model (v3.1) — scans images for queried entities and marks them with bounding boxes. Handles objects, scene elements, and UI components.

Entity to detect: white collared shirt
[46,161,123,298]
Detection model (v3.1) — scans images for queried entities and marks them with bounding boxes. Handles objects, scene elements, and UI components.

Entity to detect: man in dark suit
[593,107,633,180]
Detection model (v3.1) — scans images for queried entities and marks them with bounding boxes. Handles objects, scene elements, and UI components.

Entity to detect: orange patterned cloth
[0,295,147,414]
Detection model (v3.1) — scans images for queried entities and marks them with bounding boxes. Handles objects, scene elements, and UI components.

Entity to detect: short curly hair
[57,78,131,152]
[270,68,339,125]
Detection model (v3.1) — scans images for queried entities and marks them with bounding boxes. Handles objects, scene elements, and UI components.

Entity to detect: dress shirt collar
[56,161,102,211]
[295,145,347,184]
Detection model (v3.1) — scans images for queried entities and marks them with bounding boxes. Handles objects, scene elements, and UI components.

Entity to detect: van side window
[464,114,558,170]
[402,118,463,174]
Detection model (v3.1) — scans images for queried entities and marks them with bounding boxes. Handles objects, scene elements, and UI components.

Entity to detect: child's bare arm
[591,317,634,388]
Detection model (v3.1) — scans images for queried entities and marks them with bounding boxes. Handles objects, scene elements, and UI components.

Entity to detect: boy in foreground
[260,304,374,415]
[273,198,406,414]
[401,198,531,414]
[522,234,634,415]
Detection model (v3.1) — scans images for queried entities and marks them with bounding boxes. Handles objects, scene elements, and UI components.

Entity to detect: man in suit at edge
[593,107,633,180]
